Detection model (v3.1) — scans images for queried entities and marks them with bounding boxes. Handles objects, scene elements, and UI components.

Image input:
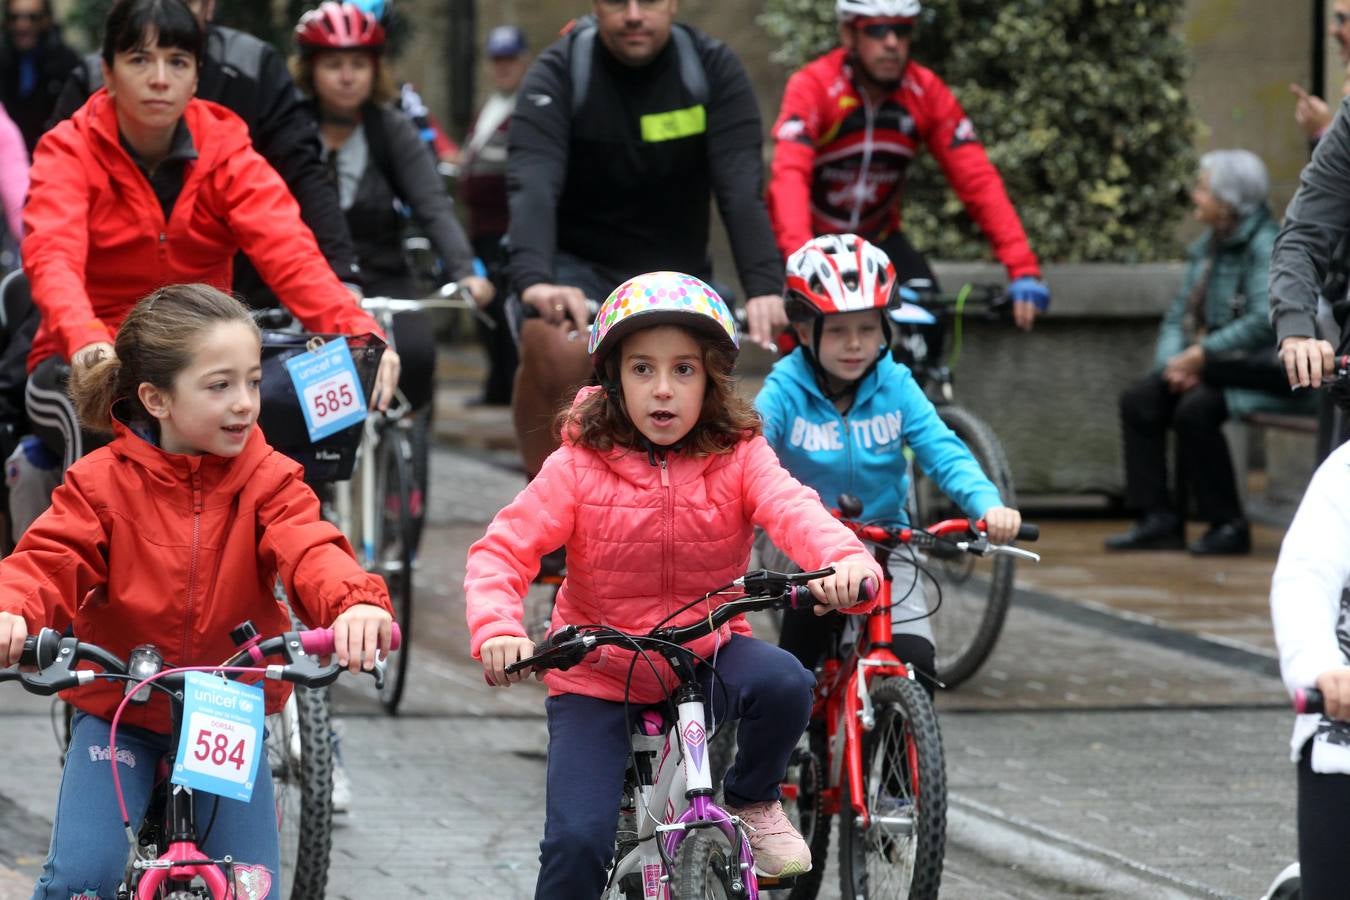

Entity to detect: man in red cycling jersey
[767,0,1049,330]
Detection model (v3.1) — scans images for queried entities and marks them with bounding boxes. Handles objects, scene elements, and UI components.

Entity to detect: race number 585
[303,373,359,424]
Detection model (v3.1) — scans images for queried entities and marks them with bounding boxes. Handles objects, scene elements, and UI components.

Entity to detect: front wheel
[373,428,415,714]
[671,831,741,899]
[911,404,1016,688]
[837,676,946,900]
[266,685,334,900]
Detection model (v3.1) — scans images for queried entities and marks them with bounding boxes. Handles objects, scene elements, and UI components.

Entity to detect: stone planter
[926,261,1185,500]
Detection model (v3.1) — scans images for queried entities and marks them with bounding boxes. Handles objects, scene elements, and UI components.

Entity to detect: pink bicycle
[0,620,400,899]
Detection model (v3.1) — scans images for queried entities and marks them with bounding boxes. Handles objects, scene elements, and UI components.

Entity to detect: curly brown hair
[557,327,760,455]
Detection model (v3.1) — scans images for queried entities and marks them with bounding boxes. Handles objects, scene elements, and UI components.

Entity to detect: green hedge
[759,0,1198,264]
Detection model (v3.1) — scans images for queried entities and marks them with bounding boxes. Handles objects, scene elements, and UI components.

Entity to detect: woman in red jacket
[20,0,399,470]
[0,283,393,900]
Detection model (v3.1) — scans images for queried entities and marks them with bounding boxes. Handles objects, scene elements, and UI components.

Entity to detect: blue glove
[1007,276,1050,312]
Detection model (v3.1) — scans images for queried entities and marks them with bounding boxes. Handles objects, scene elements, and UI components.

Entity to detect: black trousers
[1118,371,1241,524]
[1297,744,1350,900]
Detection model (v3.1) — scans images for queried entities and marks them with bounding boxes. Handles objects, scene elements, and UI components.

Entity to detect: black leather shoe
[1188,519,1251,556]
[1104,512,1184,551]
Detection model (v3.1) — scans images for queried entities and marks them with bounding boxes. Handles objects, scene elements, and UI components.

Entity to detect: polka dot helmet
[588,272,740,369]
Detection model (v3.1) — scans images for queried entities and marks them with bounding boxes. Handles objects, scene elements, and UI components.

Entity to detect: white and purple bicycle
[507,568,848,900]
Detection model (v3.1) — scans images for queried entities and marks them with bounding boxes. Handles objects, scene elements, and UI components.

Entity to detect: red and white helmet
[294,2,385,53]
[835,0,921,22]
[784,234,897,319]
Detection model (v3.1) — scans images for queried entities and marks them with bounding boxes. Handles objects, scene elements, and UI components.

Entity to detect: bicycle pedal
[756,873,799,888]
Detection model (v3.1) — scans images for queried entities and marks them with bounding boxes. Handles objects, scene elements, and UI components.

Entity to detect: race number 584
[182,712,256,785]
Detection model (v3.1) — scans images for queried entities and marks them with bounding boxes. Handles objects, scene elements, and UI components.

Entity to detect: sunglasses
[5,10,42,22]
[858,19,915,40]
[596,0,668,8]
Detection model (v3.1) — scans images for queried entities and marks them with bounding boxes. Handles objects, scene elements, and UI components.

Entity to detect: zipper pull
[660,455,669,488]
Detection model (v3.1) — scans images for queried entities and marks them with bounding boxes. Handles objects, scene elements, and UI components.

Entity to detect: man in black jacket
[0,0,77,153]
[49,0,361,293]
[507,0,786,476]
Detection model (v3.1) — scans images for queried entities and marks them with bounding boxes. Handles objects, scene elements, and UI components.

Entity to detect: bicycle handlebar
[0,623,403,696]
[833,501,1041,564]
[1295,687,1325,716]
[503,568,867,676]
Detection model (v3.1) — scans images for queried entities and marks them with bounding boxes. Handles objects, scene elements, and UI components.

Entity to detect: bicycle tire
[837,676,945,900]
[374,428,415,714]
[764,729,830,900]
[671,831,739,899]
[911,404,1016,688]
[266,684,334,900]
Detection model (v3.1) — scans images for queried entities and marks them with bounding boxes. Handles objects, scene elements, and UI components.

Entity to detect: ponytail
[66,284,258,434]
[69,353,124,434]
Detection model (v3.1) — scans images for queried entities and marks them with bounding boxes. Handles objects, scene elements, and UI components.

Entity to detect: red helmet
[784,234,897,319]
[294,2,385,53]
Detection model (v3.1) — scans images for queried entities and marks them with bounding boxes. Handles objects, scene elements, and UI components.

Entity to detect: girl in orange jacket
[465,272,881,894]
[0,283,393,900]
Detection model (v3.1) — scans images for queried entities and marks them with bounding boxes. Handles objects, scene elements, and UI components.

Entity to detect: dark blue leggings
[533,634,814,899]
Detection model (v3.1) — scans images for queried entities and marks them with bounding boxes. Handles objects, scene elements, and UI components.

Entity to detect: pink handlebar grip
[298,623,402,656]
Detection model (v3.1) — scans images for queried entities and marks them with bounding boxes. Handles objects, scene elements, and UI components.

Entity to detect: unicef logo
[238,699,254,714]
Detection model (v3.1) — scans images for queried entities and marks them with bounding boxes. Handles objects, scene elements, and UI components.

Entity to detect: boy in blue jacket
[754,234,1022,690]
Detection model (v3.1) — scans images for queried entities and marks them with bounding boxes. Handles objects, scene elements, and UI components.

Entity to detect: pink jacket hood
[465,387,882,703]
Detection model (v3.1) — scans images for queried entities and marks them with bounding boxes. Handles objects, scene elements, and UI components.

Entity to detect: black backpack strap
[361,103,397,195]
[568,19,708,117]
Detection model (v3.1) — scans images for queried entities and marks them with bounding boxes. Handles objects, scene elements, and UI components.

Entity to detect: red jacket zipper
[182,470,203,662]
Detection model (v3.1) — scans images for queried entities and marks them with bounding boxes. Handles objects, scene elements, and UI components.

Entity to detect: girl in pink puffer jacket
[465,272,881,897]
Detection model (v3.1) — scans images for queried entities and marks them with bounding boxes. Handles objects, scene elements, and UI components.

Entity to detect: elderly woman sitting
[1105,149,1312,556]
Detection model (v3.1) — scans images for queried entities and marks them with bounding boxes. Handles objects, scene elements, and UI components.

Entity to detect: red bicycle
[1,620,400,899]
[777,495,1038,900]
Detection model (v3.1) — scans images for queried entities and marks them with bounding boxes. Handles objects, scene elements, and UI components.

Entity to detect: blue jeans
[32,712,280,900]
[534,634,814,899]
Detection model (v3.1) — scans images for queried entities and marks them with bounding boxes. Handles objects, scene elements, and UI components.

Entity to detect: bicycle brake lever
[985,544,1041,563]
[18,636,93,695]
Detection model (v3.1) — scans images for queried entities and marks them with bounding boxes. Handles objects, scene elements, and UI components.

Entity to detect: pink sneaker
[726,799,812,877]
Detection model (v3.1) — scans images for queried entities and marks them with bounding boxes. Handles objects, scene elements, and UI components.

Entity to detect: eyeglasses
[858,19,915,40]
[5,11,42,23]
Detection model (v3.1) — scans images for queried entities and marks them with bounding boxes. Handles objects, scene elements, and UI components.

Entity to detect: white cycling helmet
[836,0,921,22]
[784,234,897,320]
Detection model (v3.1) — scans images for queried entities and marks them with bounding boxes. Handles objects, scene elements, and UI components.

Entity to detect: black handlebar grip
[1295,688,1325,715]
[1016,523,1040,542]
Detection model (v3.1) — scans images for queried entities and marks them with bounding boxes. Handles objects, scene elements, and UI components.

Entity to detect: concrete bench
[1227,410,1319,519]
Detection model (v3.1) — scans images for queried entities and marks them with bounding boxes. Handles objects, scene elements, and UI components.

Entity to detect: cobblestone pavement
[0,386,1304,899]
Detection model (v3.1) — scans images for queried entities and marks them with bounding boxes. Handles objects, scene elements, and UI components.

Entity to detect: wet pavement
[0,341,1304,899]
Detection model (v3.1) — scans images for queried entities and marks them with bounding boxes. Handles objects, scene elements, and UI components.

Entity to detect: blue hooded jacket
[754,349,1004,525]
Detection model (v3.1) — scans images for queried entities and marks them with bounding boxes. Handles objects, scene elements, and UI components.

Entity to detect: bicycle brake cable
[949,283,972,370]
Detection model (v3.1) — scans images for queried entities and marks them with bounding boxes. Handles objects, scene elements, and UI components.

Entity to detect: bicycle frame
[811,569,912,833]
[609,679,758,899]
[3,624,399,900]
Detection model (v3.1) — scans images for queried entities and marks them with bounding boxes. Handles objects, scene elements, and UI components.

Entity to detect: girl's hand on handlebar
[809,560,877,616]
[1315,667,1350,721]
[331,603,394,673]
[461,275,496,308]
[0,611,27,668]
[481,635,537,686]
[982,506,1022,545]
[370,348,402,411]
